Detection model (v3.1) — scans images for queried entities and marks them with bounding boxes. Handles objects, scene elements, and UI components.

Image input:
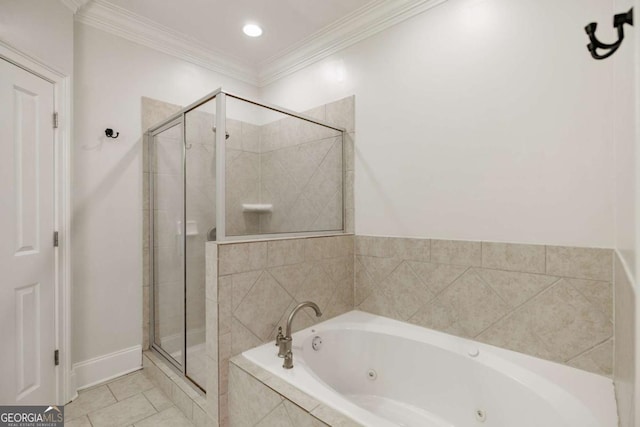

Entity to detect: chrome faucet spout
[276,301,322,369]
[286,301,322,337]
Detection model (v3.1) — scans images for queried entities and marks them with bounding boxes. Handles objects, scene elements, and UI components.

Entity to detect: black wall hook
[105,128,119,139]
[585,8,633,60]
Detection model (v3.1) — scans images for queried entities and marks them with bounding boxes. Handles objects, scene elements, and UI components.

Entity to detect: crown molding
[75,0,259,85]
[73,0,447,88]
[257,0,448,86]
[60,0,90,14]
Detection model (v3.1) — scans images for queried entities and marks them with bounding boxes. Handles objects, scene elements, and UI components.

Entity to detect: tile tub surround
[142,352,213,427]
[211,235,355,426]
[355,236,614,376]
[614,253,636,427]
[228,355,360,427]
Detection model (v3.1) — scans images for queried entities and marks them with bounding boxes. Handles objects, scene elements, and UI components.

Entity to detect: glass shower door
[183,98,216,390]
[151,119,185,368]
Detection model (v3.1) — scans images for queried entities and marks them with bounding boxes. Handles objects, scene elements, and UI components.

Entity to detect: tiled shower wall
[224,116,261,236]
[226,96,355,236]
[208,235,355,426]
[142,96,356,354]
[355,236,614,376]
[257,98,354,234]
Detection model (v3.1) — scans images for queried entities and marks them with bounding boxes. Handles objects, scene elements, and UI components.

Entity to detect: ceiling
[103,0,374,65]
[71,0,441,85]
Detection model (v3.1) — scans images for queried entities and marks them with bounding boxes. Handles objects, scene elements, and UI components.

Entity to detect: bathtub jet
[246,311,617,427]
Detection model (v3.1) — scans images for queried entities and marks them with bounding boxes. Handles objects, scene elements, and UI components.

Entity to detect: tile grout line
[232,359,322,415]
[358,252,610,281]
[473,277,564,340]
[565,336,613,364]
[397,266,463,324]
[105,382,118,403]
[230,270,266,321]
[569,279,615,321]
[470,267,510,307]
[356,236,614,376]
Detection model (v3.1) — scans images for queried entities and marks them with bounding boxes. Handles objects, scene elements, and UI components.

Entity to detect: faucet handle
[275,326,284,346]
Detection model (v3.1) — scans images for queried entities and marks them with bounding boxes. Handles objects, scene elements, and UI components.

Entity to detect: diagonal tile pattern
[410,269,511,338]
[234,271,293,341]
[210,235,614,425]
[216,235,355,425]
[257,99,351,235]
[355,236,614,376]
[229,358,353,427]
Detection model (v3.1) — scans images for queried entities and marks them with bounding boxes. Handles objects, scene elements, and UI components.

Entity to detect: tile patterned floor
[65,370,195,427]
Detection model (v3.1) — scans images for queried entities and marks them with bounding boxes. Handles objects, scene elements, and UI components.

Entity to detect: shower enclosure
[147,89,346,391]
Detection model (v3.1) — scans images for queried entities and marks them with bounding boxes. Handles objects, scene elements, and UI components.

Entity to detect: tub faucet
[275,301,322,369]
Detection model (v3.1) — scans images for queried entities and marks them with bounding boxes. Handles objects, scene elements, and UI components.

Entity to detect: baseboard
[72,345,142,390]
[66,370,78,404]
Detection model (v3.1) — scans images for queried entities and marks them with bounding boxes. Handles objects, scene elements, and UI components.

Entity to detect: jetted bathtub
[243,311,617,427]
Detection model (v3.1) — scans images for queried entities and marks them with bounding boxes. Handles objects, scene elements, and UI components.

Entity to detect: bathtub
[242,311,617,427]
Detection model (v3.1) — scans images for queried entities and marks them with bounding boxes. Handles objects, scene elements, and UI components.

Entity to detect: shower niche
[146,89,348,392]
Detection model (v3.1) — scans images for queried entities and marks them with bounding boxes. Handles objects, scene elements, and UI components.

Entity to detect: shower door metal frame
[147,88,347,391]
[147,116,187,377]
[147,88,347,241]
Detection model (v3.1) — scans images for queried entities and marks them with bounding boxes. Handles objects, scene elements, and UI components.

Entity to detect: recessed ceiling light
[243,24,263,37]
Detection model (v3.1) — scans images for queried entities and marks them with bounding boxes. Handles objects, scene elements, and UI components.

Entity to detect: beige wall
[355,236,614,376]
[209,235,354,426]
[225,117,261,236]
[224,96,355,236]
[257,97,354,234]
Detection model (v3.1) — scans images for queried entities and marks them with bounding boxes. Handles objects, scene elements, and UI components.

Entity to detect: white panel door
[0,58,56,404]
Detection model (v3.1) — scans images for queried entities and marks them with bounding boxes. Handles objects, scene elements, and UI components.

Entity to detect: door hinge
[53,231,59,247]
[54,350,59,366]
[53,112,59,129]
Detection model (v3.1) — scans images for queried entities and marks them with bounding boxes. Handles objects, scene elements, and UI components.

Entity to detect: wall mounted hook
[105,128,119,139]
[585,8,633,60]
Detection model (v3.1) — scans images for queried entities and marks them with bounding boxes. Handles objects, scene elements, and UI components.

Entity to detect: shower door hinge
[53,231,59,247]
[53,112,59,129]
[54,350,59,366]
